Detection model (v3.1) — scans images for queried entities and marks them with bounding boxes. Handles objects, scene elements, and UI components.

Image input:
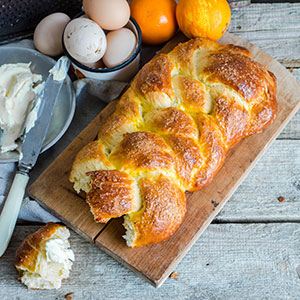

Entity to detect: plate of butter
[0,47,75,163]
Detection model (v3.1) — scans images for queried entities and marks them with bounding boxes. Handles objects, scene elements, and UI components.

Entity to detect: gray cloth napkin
[0,40,129,223]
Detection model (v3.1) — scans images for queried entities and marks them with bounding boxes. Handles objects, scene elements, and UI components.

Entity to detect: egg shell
[64,18,107,64]
[34,13,70,56]
[103,28,137,68]
[84,60,105,69]
[83,0,130,31]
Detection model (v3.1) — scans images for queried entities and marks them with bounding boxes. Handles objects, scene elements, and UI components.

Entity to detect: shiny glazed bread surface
[70,38,277,248]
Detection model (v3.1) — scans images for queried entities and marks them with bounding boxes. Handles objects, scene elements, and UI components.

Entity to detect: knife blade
[0,56,70,257]
[20,56,70,172]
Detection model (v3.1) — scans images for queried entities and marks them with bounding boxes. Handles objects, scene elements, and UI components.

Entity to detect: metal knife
[0,56,70,257]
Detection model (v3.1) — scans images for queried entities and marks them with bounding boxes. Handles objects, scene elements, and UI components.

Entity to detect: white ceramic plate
[0,47,76,163]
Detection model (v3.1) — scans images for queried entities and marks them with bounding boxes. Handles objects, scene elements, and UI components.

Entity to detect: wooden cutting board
[29,32,300,287]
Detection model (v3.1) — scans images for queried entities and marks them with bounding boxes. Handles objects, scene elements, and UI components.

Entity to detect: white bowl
[63,17,142,82]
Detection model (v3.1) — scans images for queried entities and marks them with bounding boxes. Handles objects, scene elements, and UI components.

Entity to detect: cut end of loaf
[70,168,92,194]
[69,141,113,193]
[123,214,137,247]
[70,159,103,193]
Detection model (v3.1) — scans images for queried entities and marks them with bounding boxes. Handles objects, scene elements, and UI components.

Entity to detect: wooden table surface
[1,2,300,299]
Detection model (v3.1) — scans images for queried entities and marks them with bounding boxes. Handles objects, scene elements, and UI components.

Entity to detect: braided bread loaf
[70,38,277,248]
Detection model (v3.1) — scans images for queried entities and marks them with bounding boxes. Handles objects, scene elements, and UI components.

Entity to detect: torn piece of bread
[15,222,74,289]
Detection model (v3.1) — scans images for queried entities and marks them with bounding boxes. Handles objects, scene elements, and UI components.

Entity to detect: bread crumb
[289,68,294,73]
[169,272,180,279]
[277,196,285,202]
[65,292,74,300]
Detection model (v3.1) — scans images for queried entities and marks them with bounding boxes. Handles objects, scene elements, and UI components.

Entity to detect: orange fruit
[176,0,231,40]
[130,0,178,45]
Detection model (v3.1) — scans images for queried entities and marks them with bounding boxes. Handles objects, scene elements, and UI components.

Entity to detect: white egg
[103,28,137,68]
[63,18,107,64]
[34,13,70,56]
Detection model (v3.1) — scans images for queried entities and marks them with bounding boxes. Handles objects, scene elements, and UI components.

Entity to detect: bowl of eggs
[62,0,142,81]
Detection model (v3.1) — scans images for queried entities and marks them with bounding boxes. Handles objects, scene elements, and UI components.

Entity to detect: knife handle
[0,172,29,257]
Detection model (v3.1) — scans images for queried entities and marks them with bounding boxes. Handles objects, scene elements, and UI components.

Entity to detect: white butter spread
[45,238,75,270]
[49,56,69,81]
[24,97,41,134]
[0,63,43,153]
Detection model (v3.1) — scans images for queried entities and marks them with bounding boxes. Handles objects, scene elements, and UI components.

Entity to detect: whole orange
[176,0,231,40]
[130,0,178,45]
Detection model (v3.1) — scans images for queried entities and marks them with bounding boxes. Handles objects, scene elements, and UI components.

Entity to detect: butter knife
[0,56,70,257]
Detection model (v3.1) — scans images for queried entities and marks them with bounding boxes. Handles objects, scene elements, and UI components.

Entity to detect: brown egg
[34,13,70,56]
[103,28,137,68]
[84,60,106,69]
[83,0,130,30]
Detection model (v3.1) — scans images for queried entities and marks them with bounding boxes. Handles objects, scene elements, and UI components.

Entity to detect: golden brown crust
[173,75,211,113]
[70,38,277,247]
[205,50,266,102]
[133,54,174,101]
[164,135,203,190]
[115,89,141,122]
[86,170,138,223]
[145,107,198,140]
[214,95,250,148]
[193,113,227,190]
[222,44,252,58]
[71,141,112,169]
[128,175,186,248]
[15,239,39,274]
[97,113,136,150]
[109,131,175,174]
[247,70,277,135]
[15,223,63,272]
[168,38,218,74]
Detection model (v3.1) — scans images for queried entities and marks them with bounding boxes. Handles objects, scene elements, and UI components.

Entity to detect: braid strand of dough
[70,38,277,248]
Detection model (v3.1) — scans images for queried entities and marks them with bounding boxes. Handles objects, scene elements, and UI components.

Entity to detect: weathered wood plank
[278,68,300,139]
[216,139,300,222]
[279,112,300,139]
[230,3,300,67]
[252,0,300,3]
[1,224,300,299]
